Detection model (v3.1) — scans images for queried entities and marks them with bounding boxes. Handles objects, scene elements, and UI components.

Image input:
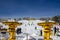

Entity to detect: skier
[16,28,22,34]
[54,27,56,36]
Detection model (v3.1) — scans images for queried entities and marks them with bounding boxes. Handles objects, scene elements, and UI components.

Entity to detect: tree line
[0,15,60,24]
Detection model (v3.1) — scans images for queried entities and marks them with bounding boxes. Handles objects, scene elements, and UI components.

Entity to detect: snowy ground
[0,20,60,40]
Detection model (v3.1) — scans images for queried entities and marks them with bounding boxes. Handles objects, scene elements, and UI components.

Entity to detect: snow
[0,20,60,40]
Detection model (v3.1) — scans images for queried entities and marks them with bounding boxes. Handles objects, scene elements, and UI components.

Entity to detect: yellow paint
[2,22,22,40]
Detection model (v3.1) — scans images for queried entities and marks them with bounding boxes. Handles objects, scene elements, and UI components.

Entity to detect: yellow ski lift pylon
[38,21,56,40]
[2,22,22,40]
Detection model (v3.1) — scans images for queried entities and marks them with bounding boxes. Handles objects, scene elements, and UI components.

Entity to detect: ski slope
[0,20,60,40]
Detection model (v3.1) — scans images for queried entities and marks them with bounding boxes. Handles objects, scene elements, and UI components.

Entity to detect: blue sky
[0,0,60,18]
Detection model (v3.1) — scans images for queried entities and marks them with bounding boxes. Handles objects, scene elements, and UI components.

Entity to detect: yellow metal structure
[38,22,56,40]
[2,22,22,40]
